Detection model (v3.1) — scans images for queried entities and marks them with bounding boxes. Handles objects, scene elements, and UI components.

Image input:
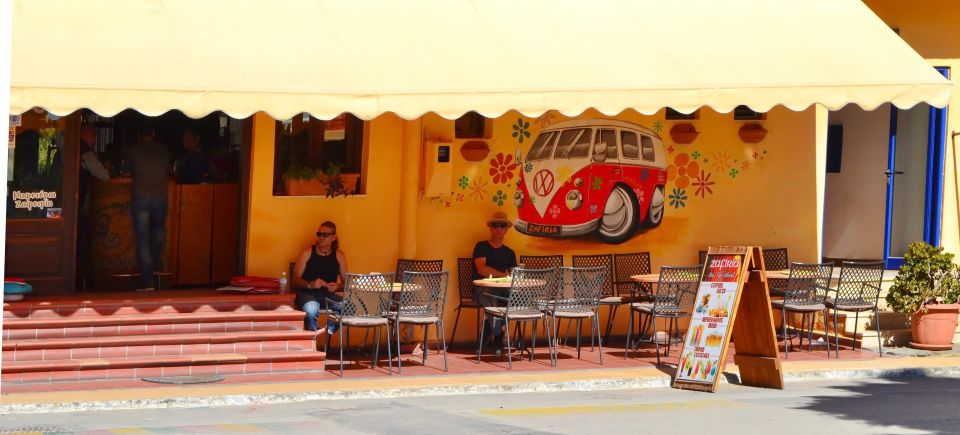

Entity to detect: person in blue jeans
[126,124,170,291]
[293,221,347,349]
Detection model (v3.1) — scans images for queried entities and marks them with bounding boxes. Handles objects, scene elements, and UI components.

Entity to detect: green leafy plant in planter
[885,241,960,349]
[282,165,324,196]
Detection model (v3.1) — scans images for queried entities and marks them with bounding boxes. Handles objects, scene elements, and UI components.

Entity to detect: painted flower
[456,193,464,202]
[692,170,715,198]
[729,168,739,178]
[512,118,532,144]
[669,188,687,209]
[652,121,665,133]
[711,151,733,173]
[589,204,598,214]
[740,161,751,171]
[488,152,518,184]
[752,151,760,160]
[639,168,650,182]
[469,177,489,201]
[445,201,451,208]
[636,188,646,206]
[458,175,469,189]
[524,161,533,173]
[666,153,700,190]
[691,151,701,160]
[667,145,675,154]
[591,176,603,191]
[537,112,557,129]
[492,190,507,206]
[549,204,561,219]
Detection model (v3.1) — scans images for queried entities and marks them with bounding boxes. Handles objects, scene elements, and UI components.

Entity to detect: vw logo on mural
[532,169,555,196]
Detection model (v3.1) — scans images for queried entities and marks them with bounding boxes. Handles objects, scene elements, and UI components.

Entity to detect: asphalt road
[1,375,958,434]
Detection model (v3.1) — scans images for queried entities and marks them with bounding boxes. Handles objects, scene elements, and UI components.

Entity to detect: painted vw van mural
[514,119,667,244]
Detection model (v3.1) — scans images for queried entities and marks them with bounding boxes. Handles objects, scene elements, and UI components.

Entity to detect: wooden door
[5,111,80,295]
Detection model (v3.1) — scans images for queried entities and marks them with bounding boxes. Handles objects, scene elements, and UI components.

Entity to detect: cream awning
[10,0,953,120]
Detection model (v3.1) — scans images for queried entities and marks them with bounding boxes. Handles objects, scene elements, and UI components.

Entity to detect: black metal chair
[388,271,450,373]
[519,255,564,270]
[625,265,700,365]
[821,261,885,357]
[450,258,482,346]
[772,262,833,358]
[395,259,444,279]
[546,266,607,366]
[323,272,395,376]
[612,252,652,343]
[477,267,555,369]
[571,254,615,348]
[762,248,790,296]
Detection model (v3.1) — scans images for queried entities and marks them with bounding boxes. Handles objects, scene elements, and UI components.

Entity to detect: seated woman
[293,221,348,347]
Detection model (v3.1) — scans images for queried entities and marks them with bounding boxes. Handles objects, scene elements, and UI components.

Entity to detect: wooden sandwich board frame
[672,246,783,392]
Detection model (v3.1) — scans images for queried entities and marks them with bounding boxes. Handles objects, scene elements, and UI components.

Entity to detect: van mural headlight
[565,190,583,210]
[514,190,524,208]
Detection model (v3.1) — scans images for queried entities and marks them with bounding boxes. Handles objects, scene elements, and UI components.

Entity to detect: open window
[273,113,365,196]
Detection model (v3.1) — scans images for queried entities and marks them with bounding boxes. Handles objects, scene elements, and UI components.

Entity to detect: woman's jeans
[296,289,343,333]
[131,197,168,288]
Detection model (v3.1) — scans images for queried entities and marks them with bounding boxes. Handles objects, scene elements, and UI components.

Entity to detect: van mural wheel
[643,185,665,228]
[597,185,638,244]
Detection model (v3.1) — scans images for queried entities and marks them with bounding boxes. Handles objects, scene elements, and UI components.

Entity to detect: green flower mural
[652,121,664,133]
[458,175,469,189]
[512,118,531,144]
[729,168,739,178]
[591,176,603,191]
[492,190,507,206]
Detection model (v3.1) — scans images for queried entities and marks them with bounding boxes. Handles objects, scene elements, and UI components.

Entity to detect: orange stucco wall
[245,107,821,343]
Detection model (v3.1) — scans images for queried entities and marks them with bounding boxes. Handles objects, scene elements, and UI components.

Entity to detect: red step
[4,292,296,320]
[3,330,317,362]
[1,351,326,384]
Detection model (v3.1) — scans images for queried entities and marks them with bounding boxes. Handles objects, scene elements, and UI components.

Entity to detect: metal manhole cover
[141,375,225,385]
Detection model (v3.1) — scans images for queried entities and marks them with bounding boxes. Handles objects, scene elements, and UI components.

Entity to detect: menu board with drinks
[675,253,743,385]
[673,246,784,392]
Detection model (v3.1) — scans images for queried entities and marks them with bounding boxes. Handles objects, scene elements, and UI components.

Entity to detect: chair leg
[422,324,429,366]
[322,326,332,372]
[832,308,840,358]
[385,324,393,375]
[624,309,634,359]
[665,318,674,358]
[595,315,604,366]
[782,307,789,358]
[531,320,538,362]
[373,327,381,369]
[575,318,583,359]
[476,315,486,364]
[807,313,814,353]
[604,304,617,346]
[439,321,449,372]
[505,318,513,370]
[823,308,831,358]
[875,307,883,357]
[395,320,403,374]
[798,314,805,351]
[853,312,861,352]
[339,325,345,376]
[563,319,572,347]
[652,314,662,366]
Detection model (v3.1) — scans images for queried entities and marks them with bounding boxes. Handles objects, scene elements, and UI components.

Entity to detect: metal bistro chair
[519,255,564,270]
[395,259,444,279]
[763,248,790,296]
[821,261,885,358]
[477,267,555,369]
[450,258,483,346]
[547,266,607,366]
[625,265,700,365]
[323,272,395,376]
[771,262,834,358]
[612,252,653,343]
[571,254,616,347]
[388,271,450,373]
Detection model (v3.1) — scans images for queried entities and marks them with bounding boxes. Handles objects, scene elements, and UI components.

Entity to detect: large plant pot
[910,303,960,350]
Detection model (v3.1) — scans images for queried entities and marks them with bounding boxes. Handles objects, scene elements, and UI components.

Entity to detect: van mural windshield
[526,131,557,161]
[553,128,593,159]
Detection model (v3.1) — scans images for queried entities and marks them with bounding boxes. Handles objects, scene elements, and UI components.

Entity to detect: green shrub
[885,241,960,315]
[282,165,320,181]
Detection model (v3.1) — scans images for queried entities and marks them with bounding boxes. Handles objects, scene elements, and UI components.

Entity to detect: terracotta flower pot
[910,303,960,350]
[738,123,767,143]
[669,123,699,144]
[284,177,326,196]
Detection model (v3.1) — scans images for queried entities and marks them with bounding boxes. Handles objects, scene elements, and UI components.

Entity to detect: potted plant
[885,241,960,350]
[283,165,324,196]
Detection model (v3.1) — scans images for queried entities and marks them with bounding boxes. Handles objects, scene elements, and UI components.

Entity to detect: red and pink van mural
[514,119,668,244]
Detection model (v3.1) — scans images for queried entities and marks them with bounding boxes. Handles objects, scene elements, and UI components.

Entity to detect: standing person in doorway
[472,211,518,355]
[77,127,110,286]
[293,221,348,350]
[176,128,210,184]
[126,124,170,291]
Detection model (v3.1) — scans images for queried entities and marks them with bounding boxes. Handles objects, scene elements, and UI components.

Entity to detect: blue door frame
[882,67,950,269]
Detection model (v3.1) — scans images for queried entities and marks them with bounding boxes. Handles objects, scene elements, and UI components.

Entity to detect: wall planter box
[461,140,491,162]
[738,123,768,143]
[669,123,699,144]
[284,173,360,196]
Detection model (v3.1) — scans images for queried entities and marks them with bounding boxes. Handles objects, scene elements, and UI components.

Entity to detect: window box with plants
[283,164,359,197]
[885,241,960,350]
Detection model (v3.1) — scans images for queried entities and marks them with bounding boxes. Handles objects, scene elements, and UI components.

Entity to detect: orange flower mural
[666,153,700,189]
[489,152,518,185]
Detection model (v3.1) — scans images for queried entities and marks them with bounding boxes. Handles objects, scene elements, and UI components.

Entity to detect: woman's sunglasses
[316,231,336,238]
[489,223,509,229]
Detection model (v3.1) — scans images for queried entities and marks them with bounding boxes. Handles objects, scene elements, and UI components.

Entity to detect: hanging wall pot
[669,123,699,144]
[738,123,768,143]
[460,140,491,162]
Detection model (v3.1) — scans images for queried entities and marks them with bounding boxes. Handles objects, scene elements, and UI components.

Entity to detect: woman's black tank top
[301,245,340,284]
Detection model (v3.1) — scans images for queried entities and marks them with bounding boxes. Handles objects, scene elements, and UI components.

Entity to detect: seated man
[472,211,518,355]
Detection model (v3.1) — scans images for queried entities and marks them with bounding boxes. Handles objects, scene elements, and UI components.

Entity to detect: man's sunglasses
[489,223,509,229]
[316,231,336,238]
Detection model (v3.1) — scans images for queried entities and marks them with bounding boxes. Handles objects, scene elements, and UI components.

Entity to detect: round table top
[630,273,661,283]
[764,269,898,282]
[473,277,548,288]
[347,282,418,292]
